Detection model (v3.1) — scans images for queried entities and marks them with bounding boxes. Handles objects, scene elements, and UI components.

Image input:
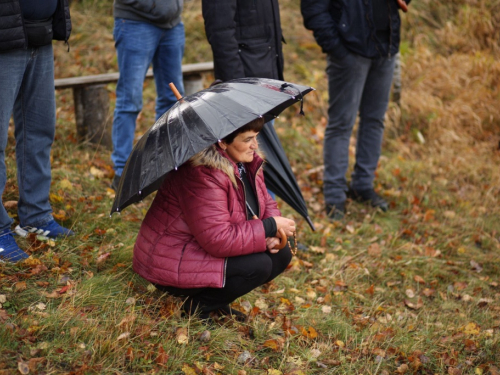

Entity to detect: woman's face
[221,130,259,164]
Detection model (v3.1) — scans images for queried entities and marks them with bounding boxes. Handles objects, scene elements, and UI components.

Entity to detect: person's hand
[273,216,296,237]
[397,0,408,12]
[266,237,281,253]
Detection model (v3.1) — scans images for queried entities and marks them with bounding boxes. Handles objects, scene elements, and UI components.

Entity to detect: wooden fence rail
[54,61,214,149]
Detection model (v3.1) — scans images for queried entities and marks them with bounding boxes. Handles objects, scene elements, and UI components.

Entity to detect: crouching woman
[133,118,296,320]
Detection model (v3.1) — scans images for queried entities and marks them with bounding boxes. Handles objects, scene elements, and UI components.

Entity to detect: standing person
[133,118,296,321]
[301,0,410,220]
[111,0,185,190]
[201,0,284,83]
[201,0,285,200]
[0,0,74,263]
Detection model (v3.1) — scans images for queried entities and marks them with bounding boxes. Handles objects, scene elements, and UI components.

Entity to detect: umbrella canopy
[258,124,316,231]
[110,77,314,216]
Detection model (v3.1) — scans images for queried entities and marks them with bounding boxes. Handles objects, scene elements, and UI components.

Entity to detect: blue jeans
[111,19,185,176]
[323,51,396,204]
[0,45,56,232]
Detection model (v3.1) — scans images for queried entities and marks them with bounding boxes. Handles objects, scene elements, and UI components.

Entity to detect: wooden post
[183,73,204,96]
[74,85,112,149]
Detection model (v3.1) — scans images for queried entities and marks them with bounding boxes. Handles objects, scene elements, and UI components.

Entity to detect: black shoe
[325,201,345,221]
[348,188,388,211]
[111,174,121,191]
[217,305,247,322]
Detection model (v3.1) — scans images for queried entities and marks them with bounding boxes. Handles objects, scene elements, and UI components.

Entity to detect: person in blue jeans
[111,0,185,190]
[0,0,74,263]
[301,0,410,220]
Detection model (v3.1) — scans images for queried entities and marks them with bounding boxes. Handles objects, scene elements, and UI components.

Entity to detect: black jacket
[202,0,284,82]
[301,0,408,59]
[0,0,71,52]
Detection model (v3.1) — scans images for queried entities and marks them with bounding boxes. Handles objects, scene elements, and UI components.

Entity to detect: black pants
[155,245,292,314]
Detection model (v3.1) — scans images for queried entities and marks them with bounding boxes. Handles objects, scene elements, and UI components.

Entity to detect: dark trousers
[155,246,292,314]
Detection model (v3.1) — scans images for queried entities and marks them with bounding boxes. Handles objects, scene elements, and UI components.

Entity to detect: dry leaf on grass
[404,297,424,310]
[176,327,189,344]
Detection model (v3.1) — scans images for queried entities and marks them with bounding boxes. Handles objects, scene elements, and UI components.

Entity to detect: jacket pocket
[238,39,278,79]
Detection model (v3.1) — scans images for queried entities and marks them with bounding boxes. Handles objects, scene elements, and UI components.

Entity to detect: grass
[1,0,500,374]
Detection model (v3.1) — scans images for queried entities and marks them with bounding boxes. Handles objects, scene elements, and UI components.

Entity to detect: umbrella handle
[274,228,288,250]
[251,214,288,250]
[169,82,183,100]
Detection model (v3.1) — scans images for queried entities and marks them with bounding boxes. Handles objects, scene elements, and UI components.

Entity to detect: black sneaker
[326,201,345,221]
[111,174,121,191]
[348,188,388,211]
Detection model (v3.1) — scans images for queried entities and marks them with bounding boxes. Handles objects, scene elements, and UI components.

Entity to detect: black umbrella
[110,77,314,215]
[259,124,316,231]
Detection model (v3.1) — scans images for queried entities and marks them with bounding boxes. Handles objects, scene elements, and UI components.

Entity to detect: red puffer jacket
[133,145,281,289]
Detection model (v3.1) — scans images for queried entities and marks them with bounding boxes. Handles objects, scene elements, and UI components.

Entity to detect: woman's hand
[273,216,296,237]
[266,237,281,253]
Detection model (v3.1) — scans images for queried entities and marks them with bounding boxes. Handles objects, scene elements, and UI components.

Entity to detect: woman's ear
[218,141,227,151]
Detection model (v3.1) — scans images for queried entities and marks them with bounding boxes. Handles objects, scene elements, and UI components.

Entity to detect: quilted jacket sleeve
[202,0,246,81]
[178,169,267,258]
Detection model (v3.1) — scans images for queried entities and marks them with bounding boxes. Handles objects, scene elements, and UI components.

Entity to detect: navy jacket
[0,0,71,52]
[301,0,408,59]
[202,0,284,82]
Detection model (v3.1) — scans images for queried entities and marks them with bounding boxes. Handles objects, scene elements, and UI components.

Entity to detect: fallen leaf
[404,297,423,310]
[36,303,46,311]
[116,314,136,327]
[116,332,130,341]
[301,326,318,339]
[414,275,426,284]
[3,201,17,209]
[263,339,281,351]
[42,291,61,299]
[176,327,189,344]
[396,363,409,373]
[309,246,325,254]
[463,322,480,335]
[18,360,29,375]
[322,306,332,314]
[96,252,111,264]
[255,298,268,310]
[237,350,252,364]
[155,346,169,365]
[367,243,381,257]
[14,281,27,292]
[448,367,462,375]
[90,166,106,178]
[405,289,415,298]
[422,288,435,297]
[444,210,456,219]
[59,178,73,191]
[181,364,198,375]
[470,260,482,273]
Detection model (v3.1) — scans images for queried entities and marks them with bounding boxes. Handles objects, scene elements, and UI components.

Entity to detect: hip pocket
[25,18,53,47]
[238,39,278,79]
